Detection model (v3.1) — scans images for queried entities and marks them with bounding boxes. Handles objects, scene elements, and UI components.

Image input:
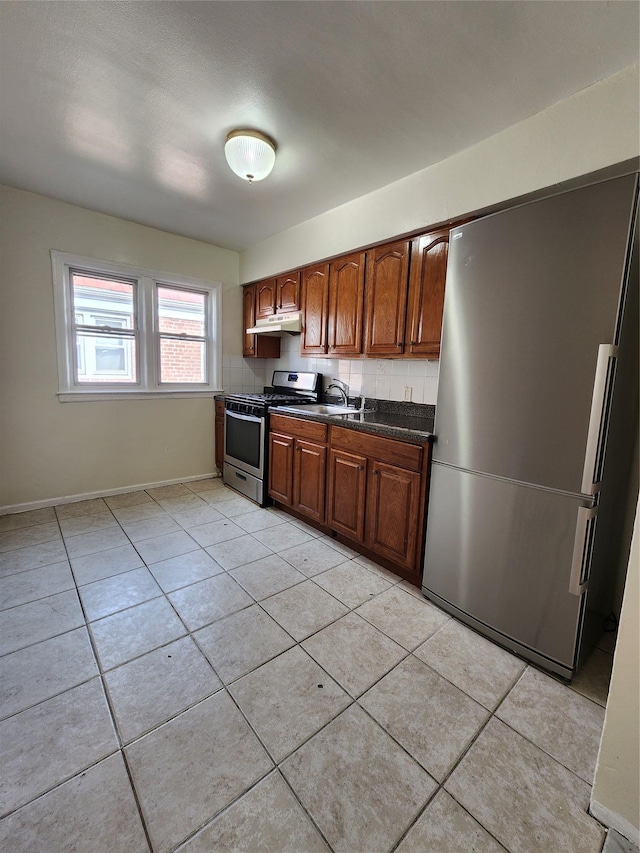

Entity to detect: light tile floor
[0,477,623,852]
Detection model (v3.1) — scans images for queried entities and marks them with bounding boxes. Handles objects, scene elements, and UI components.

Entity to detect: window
[52,252,222,400]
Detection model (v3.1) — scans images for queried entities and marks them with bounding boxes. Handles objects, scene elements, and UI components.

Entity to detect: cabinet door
[242,284,257,356]
[301,263,330,355]
[293,440,326,523]
[276,272,300,313]
[406,229,450,358]
[364,240,411,356]
[328,252,365,356]
[243,283,280,359]
[256,279,276,319]
[366,461,421,571]
[327,448,367,541]
[268,433,294,505]
[215,401,225,472]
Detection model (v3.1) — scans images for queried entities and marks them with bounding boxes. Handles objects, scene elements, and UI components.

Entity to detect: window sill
[58,390,222,403]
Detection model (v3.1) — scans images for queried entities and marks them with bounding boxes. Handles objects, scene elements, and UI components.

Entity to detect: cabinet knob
[397,342,402,347]
[357,465,363,471]
[410,341,417,346]
[372,469,378,475]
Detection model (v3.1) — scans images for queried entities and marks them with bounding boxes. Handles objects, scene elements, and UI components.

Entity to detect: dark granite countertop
[272,398,435,442]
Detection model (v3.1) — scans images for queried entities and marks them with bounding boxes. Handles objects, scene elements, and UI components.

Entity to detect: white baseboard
[590,798,640,846]
[0,473,221,516]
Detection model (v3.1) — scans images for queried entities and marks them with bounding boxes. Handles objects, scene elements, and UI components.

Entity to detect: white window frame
[51,251,223,401]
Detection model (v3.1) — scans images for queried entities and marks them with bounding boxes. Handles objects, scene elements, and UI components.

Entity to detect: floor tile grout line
[3,483,613,852]
[405,655,604,850]
[0,746,126,824]
[76,558,606,851]
[408,639,526,715]
[0,559,69,580]
[0,514,59,535]
[0,620,88,661]
[0,507,136,821]
[85,511,232,739]
[165,767,291,853]
[117,748,155,853]
[0,581,78,614]
[273,766,337,853]
[0,665,102,725]
[0,531,63,555]
[491,661,610,782]
[82,591,166,625]
[391,704,510,852]
[218,673,350,853]
[88,624,189,675]
[387,786,442,853]
[353,626,603,850]
[55,511,157,853]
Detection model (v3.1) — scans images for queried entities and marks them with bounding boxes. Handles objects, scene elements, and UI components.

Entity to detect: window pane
[72,272,135,329]
[160,337,205,383]
[76,332,137,383]
[96,345,125,372]
[158,286,205,337]
[75,314,85,374]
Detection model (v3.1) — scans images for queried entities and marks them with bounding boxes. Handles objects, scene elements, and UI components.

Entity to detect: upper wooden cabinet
[327,251,366,356]
[276,272,300,313]
[242,284,257,356]
[364,239,411,356]
[242,284,280,359]
[256,279,276,319]
[301,264,330,355]
[256,273,301,318]
[406,228,450,358]
[249,218,462,360]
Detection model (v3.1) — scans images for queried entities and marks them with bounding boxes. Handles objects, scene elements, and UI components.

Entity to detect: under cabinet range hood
[246,312,302,335]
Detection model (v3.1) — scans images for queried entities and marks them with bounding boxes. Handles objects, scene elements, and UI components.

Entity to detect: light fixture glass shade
[224,129,276,182]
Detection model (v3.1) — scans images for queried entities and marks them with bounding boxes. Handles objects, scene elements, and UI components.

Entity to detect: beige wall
[0,186,239,509]
[591,501,640,844]
[240,64,640,282]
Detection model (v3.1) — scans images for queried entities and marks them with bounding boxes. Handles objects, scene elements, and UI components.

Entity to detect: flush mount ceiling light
[224,129,277,183]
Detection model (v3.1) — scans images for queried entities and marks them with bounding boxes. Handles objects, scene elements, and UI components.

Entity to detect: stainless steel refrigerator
[422,173,639,679]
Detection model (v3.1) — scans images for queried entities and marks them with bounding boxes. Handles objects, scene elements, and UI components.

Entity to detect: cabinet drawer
[270,414,327,443]
[330,425,423,471]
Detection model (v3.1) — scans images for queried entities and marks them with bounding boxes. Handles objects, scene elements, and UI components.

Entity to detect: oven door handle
[226,410,262,424]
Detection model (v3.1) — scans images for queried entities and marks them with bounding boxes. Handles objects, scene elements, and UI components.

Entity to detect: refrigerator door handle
[569,506,598,596]
[581,343,618,495]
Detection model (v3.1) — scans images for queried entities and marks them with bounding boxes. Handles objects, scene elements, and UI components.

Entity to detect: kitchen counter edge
[270,405,435,442]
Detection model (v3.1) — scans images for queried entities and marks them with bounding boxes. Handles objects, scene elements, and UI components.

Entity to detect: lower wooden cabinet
[268,431,294,505]
[215,400,225,472]
[366,461,422,571]
[269,414,328,523]
[328,427,427,575]
[268,415,431,584]
[293,440,327,524]
[326,449,367,541]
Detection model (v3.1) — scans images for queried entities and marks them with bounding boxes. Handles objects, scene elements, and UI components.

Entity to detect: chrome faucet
[326,380,349,406]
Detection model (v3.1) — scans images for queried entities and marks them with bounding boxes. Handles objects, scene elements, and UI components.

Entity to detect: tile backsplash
[222,334,439,404]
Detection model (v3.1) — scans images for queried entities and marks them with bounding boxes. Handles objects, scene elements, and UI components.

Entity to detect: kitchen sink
[279,403,359,416]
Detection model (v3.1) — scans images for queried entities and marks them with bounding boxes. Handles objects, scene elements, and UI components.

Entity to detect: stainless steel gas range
[223,371,323,505]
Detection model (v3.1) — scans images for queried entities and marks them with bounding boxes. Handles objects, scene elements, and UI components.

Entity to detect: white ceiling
[1,1,638,252]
